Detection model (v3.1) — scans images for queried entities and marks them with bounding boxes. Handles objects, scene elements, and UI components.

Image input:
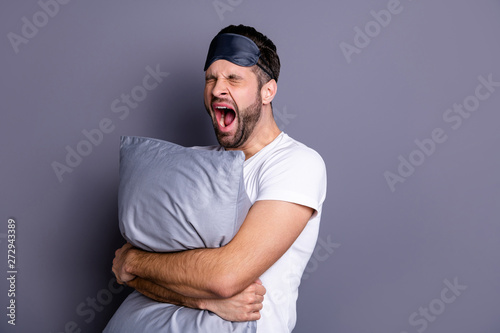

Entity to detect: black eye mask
[204,33,275,81]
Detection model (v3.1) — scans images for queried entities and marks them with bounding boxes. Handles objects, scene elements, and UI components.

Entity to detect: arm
[127,277,265,321]
[126,277,199,308]
[113,200,313,299]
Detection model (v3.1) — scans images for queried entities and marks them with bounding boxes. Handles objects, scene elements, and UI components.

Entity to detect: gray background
[1,0,499,332]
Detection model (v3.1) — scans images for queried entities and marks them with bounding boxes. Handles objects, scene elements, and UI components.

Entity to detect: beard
[207,92,262,149]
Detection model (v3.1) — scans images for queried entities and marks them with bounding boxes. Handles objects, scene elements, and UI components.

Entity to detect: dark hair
[217,24,280,86]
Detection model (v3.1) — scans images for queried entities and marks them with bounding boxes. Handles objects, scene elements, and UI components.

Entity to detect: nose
[211,79,228,98]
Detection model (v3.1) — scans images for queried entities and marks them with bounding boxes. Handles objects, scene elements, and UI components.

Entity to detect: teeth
[215,105,228,127]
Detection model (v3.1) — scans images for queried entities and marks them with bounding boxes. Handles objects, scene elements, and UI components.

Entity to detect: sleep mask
[204,33,275,80]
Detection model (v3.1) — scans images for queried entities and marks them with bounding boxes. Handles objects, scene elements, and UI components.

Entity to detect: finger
[255,284,266,296]
[250,311,261,321]
[255,278,262,284]
[254,302,263,311]
[114,272,123,285]
[255,295,264,304]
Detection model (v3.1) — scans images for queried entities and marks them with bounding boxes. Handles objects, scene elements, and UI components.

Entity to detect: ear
[261,79,277,105]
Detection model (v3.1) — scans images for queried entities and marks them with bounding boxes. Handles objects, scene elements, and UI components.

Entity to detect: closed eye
[227,74,243,81]
[205,74,216,83]
[205,74,244,85]
[225,75,245,86]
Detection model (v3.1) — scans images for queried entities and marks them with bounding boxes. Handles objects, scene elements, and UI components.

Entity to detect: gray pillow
[104,136,255,333]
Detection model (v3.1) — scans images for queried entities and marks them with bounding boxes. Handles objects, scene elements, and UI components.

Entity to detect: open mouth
[213,104,236,129]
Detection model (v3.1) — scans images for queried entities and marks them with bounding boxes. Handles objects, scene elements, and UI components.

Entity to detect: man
[112,24,327,332]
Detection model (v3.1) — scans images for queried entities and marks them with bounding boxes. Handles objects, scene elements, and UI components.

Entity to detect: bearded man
[111,24,327,333]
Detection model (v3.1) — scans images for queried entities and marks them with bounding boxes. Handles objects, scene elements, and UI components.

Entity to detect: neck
[227,108,281,160]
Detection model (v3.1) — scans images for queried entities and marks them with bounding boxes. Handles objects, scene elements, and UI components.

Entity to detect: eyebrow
[205,73,244,81]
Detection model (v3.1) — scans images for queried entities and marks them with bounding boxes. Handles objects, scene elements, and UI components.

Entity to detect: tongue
[224,110,235,126]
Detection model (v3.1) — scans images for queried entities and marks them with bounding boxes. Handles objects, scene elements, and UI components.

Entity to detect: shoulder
[264,134,326,173]
[251,133,327,210]
[255,133,327,193]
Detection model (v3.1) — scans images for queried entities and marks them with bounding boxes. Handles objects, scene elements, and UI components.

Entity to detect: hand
[112,242,137,285]
[201,279,266,322]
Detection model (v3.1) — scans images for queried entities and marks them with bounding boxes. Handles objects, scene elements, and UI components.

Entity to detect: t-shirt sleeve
[255,145,327,212]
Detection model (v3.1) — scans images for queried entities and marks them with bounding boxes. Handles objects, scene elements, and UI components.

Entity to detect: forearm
[128,276,265,322]
[127,277,206,309]
[127,247,238,299]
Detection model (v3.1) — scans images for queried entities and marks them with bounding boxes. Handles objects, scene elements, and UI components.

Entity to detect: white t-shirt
[199,132,327,332]
[243,132,326,332]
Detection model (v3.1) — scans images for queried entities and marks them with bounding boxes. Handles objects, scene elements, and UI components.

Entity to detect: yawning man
[110,24,327,332]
